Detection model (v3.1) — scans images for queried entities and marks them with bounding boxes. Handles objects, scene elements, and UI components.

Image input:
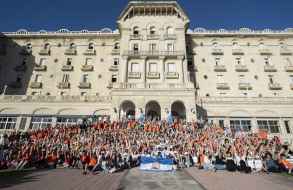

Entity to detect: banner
[139,157,176,172]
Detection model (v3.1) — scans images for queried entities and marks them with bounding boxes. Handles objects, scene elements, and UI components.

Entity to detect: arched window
[88,43,94,50]
[150,26,156,35]
[166,26,174,35]
[114,42,120,50]
[44,43,50,50]
[212,42,218,48]
[26,43,32,50]
[133,26,139,35]
[70,43,76,49]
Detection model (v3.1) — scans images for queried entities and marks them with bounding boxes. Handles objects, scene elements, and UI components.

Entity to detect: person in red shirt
[80,151,90,175]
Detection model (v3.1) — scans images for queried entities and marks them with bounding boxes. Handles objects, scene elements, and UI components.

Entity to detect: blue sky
[0,0,292,31]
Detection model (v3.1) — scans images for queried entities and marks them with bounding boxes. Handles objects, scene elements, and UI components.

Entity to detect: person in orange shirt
[279,154,293,174]
[87,155,98,174]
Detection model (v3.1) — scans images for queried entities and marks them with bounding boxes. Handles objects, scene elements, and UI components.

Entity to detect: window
[26,43,32,50]
[88,43,94,50]
[236,57,241,65]
[62,74,69,83]
[81,74,89,83]
[112,74,117,83]
[29,117,53,130]
[34,74,42,82]
[22,58,27,65]
[167,63,176,72]
[85,58,92,65]
[230,120,251,132]
[264,57,270,65]
[149,43,157,52]
[114,58,119,66]
[81,92,87,96]
[39,58,47,66]
[67,58,72,65]
[215,57,220,65]
[133,43,139,52]
[131,63,140,72]
[19,117,27,130]
[149,63,157,73]
[150,26,156,35]
[133,27,139,35]
[284,121,291,134]
[219,120,224,128]
[114,43,120,50]
[269,75,274,84]
[167,43,174,52]
[56,117,78,127]
[257,120,280,133]
[69,43,76,49]
[44,43,50,50]
[166,26,174,35]
[0,117,17,130]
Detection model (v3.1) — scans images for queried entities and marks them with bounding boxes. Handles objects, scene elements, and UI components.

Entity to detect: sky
[0,0,292,32]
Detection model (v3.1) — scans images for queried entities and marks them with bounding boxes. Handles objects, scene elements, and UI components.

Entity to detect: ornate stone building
[0,0,293,143]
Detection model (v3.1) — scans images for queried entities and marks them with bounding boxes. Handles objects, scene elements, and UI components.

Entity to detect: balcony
[19,49,32,56]
[30,82,42,89]
[111,49,120,55]
[235,65,248,72]
[147,34,160,40]
[147,72,160,79]
[128,72,141,79]
[285,65,293,72]
[239,83,252,90]
[64,48,77,55]
[211,49,224,55]
[39,49,50,56]
[61,65,74,71]
[165,72,179,79]
[34,65,47,71]
[217,83,230,90]
[79,82,91,89]
[280,48,292,55]
[269,83,282,90]
[264,65,277,72]
[259,49,272,55]
[232,49,244,55]
[130,34,142,40]
[58,82,70,89]
[214,65,227,72]
[109,65,119,71]
[14,65,27,72]
[83,49,96,56]
[81,65,94,72]
[9,82,22,89]
[163,34,177,40]
[124,51,184,58]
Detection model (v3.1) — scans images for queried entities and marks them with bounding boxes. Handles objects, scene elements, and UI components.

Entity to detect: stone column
[159,56,165,83]
[120,56,128,83]
[142,56,147,87]
[24,117,32,131]
[178,55,185,84]
[251,118,258,134]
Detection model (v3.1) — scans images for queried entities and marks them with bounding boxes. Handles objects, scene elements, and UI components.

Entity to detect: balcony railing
[109,65,119,71]
[79,82,91,89]
[39,49,50,56]
[130,34,142,40]
[58,82,70,89]
[165,72,179,79]
[211,49,224,55]
[235,65,248,72]
[163,34,177,40]
[285,65,293,72]
[280,48,292,55]
[259,49,272,55]
[147,34,160,40]
[124,51,184,57]
[147,72,160,79]
[217,83,230,90]
[269,83,282,90]
[64,48,77,55]
[214,65,227,72]
[232,49,244,55]
[239,83,252,90]
[0,95,111,103]
[264,65,277,72]
[111,49,120,55]
[30,82,42,89]
[81,65,94,72]
[128,72,141,79]
[83,49,96,56]
[34,65,47,71]
[14,65,27,72]
[61,65,74,71]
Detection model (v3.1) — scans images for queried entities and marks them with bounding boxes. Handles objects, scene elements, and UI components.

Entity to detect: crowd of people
[0,119,293,175]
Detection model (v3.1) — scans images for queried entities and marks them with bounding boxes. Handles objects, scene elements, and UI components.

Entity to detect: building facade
[0,0,293,143]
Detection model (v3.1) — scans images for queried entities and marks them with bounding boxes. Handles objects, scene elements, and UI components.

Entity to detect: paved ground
[120,168,204,190]
[186,168,293,190]
[0,168,292,190]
